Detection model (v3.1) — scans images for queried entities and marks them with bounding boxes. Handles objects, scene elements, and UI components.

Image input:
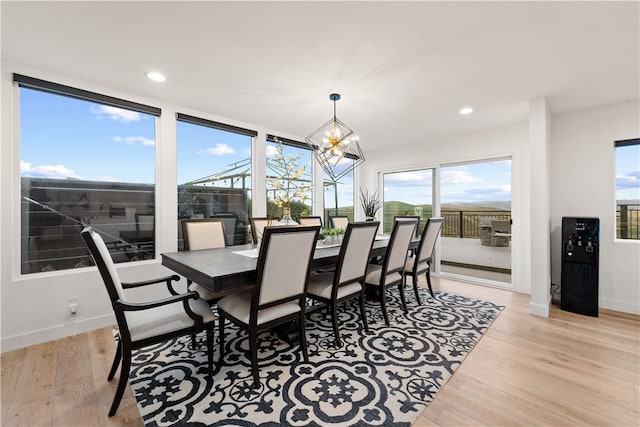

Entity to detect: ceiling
[2,1,638,152]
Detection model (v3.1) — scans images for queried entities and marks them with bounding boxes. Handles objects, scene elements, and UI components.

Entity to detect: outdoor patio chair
[491,219,511,248]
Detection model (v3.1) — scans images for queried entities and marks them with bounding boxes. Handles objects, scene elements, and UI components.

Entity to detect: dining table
[161,235,417,299]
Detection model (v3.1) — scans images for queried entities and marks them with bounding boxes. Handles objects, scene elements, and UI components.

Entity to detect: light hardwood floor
[2,277,639,426]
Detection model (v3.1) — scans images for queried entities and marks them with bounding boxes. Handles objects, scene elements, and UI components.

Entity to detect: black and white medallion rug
[129,289,504,427]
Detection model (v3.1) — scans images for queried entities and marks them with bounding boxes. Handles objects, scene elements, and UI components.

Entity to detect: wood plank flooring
[2,277,638,426]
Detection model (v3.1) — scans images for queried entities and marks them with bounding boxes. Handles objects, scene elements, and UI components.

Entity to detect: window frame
[614,138,640,241]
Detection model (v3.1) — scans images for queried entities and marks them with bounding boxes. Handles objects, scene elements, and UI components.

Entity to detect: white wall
[550,100,640,314]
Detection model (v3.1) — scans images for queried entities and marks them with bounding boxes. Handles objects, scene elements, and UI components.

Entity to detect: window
[176,114,255,248]
[16,74,159,274]
[266,136,312,220]
[615,139,640,240]
[324,158,355,226]
[382,169,434,234]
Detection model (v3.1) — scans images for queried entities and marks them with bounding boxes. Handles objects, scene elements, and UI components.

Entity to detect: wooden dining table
[161,236,416,298]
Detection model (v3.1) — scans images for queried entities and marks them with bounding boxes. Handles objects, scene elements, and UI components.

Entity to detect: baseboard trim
[1,313,115,353]
[529,293,551,317]
[600,297,640,316]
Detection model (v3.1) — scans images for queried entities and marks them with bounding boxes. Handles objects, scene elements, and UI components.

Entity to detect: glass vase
[277,207,298,225]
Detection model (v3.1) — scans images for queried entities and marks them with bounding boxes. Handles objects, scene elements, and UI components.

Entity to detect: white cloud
[90,105,141,122]
[20,160,79,179]
[113,136,155,146]
[616,171,640,189]
[384,170,433,187]
[441,169,479,185]
[206,143,235,156]
[266,144,279,157]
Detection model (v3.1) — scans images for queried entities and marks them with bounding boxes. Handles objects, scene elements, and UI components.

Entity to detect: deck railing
[441,211,511,238]
[617,203,640,240]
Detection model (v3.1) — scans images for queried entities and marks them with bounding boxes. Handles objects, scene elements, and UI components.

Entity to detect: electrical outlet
[68,297,79,318]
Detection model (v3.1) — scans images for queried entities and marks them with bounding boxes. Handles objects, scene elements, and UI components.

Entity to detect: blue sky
[19,88,639,206]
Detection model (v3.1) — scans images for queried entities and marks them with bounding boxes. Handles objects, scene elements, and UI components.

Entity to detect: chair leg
[249,327,260,388]
[299,309,309,363]
[108,344,131,417]
[107,340,122,381]
[380,285,390,326]
[412,273,423,305]
[398,281,409,314]
[359,291,369,332]
[206,324,214,375]
[330,302,342,347]
[217,314,226,371]
[425,267,435,298]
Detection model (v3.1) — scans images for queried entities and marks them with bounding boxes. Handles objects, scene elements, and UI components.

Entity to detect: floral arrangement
[268,141,312,209]
[360,187,383,219]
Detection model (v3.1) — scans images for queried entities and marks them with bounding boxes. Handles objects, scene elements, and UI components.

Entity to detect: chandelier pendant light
[305,93,365,181]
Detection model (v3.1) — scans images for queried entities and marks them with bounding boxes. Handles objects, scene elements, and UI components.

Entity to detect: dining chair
[211,212,238,245]
[328,215,349,230]
[181,218,227,303]
[364,218,417,324]
[393,215,421,238]
[403,217,444,302]
[307,221,380,347]
[81,226,215,417]
[298,216,323,228]
[216,225,320,387]
[249,217,274,244]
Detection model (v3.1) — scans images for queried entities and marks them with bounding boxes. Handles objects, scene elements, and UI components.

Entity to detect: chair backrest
[254,225,320,309]
[135,213,155,232]
[181,218,227,250]
[250,217,274,243]
[394,215,421,237]
[298,216,323,228]
[492,219,511,234]
[81,226,125,303]
[384,218,418,274]
[335,221,380,287]
[416,217,444,263]
[211,212,238,245]
[329,215,349,230]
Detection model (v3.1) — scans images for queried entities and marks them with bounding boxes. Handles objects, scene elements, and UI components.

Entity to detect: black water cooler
[561,217,599,316]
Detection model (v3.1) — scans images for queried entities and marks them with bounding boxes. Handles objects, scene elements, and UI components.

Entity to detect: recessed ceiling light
[146,71,166,82]
[459,106,474,115]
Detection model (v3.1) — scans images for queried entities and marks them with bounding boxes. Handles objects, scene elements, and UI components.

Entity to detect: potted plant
[360,188,383,221]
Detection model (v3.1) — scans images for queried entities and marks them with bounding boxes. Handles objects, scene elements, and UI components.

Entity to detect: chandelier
[305,93,364,181]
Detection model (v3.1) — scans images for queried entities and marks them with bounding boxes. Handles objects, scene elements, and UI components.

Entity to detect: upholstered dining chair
[298,216,323,228]
[393,215,421,238]
[210,212,238,245]
[216,225,320,387]
[328,215,349,230]
[81,226,215,417]
[403,217,444,302]
[181,218,227,303]
[364,218,417,324]
[307,221,379,347]
[249,217,274,244]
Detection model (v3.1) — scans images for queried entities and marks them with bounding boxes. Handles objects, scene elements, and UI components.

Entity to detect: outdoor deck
[439,236,512,283]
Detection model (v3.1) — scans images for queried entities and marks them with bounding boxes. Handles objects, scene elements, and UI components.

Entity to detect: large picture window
[323,159,355,226]
[176,114,255,248]
[382,169,434,234]
[615,139,640,240]
[16,75,159,274]
[266,136,313,221]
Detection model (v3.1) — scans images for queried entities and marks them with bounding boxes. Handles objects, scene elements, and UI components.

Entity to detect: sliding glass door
[439,158,512,284]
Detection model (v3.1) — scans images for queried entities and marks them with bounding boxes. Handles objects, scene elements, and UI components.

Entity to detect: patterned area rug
[129,289,503,426]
